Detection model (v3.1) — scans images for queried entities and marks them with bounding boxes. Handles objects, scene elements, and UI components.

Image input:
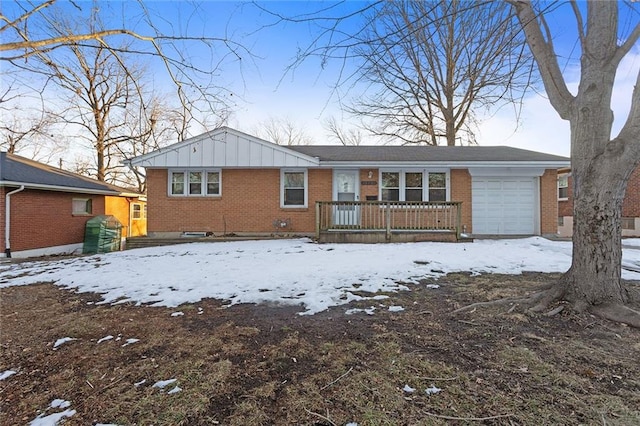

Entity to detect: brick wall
[540,169,558,234]
[1,188,105,252]
[450,169,472,234]
[559,166,640,218]
[623,166,640,217]
[147,168,332,235]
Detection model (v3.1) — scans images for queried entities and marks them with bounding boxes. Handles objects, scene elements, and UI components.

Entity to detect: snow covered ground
[1,237,639,316]
[2,237,640,425]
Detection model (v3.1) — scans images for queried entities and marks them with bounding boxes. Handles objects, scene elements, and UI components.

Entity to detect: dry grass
[1,272,640,425]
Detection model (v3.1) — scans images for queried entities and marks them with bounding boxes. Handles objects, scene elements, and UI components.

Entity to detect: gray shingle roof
[0,152,133,194]
[287,145,569,163]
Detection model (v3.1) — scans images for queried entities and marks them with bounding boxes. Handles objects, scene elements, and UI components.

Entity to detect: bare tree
[503,1,640,326]
[255,116,314,145]
[345,1,533,146]
[323,116,364,146]
[0,84,63,160]
[1,0,246,170]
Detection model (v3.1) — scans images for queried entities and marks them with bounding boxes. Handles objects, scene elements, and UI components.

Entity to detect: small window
[622,218,636,230]
[143,204,147,219]
[72,198,92,215]
[207,172,220,195]
[558,174,569,199]
[282,170,307,207]
[558,216,564,226]
[428,173,447,202]
[381,172,400,201]
[169,170,221,196]
[171,172,185,195]
[132,203,142,220]
[405,172,423,201]
[189,172,202,195]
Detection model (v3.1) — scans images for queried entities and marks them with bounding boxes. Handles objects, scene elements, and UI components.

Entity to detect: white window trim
[280,169,308,208]
[558,174,569,201]
[132,203,142,220]
[379,169,450,202]
[168,169,222,197]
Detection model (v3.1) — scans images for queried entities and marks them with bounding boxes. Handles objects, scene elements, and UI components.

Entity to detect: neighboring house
[558,166,640,237]
[0,152,146,258]
[128,127,569,242]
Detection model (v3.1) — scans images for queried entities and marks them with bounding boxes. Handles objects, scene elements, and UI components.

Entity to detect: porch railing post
[315,201,321,240]
[385,202,391,242]
[456,202,462,240]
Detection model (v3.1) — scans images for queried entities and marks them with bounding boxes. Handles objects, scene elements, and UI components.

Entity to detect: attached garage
[471,172,540,235]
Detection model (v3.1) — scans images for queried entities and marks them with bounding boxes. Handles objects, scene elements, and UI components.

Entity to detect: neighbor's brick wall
[558,166,640,218]
[450,169,472,234]
[540,169,558,234]
[623,166,640,217]
[1,189,105,252]
[147,169,332,235]
[0,189,5,251]
[558,171,573,217]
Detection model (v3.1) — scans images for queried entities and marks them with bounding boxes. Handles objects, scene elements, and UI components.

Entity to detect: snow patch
[97,335,114,344]
[0,370,16,381]
[53,337,77,349]
[121,338,139,347]
[153,378,177,389]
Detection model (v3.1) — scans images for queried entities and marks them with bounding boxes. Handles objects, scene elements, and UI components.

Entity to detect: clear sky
[4,1,640,158]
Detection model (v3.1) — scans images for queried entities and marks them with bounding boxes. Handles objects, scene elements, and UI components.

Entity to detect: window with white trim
[169,170,221,196]
[558,174,569,200]
[72,198,92,215]
[428,172,447,201]
[380,170,449,202]
[132,203,142,220]
[281,170,307,207]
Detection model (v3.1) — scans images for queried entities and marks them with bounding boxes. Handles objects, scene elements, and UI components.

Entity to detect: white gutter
[5,185,25,258]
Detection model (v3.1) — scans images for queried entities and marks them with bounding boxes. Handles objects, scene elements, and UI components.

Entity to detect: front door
[333,170,360,226]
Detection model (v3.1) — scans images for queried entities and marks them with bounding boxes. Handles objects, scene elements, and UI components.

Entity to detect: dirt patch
[1,273,639,425]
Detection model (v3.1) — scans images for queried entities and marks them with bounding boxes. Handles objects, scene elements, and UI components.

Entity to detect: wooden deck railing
[315,201,462,241]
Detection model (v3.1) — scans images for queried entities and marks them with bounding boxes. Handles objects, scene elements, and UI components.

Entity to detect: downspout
[5,185,25,258]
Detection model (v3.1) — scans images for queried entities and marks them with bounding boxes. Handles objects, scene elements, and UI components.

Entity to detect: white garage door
[472,177,537,235]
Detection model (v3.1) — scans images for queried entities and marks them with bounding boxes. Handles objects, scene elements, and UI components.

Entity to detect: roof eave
[315,160,571,168]
[0,180,123,195]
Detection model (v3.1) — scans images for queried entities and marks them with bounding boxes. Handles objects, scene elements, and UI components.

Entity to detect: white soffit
[129,127,320,168]
[468,167,545,177]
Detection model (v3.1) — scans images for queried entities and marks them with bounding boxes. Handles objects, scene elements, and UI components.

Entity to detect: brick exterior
[147,169,332,235]
[558,166,640,237]
[623,166,640,217]
[539,169,558,235]
[147,167,559,237]
[0,188,105,253]
[450,169,472,234]
[558,166,640,218]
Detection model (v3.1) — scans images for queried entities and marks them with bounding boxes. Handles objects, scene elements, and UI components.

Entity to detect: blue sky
[4,1,640,158]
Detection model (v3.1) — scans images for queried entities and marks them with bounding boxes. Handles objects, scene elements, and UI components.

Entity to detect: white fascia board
[316,161,570,169]
[0,180,120,195]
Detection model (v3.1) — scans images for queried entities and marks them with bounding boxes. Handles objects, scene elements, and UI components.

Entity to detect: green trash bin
[83,215,123,254]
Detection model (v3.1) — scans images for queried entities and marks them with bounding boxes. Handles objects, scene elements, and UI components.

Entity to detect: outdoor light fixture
[368,170,373,179]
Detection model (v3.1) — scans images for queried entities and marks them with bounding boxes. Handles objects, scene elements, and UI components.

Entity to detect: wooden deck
[315,201,463,243]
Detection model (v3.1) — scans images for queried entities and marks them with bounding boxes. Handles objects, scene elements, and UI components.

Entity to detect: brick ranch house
[128,127,569,242]
[558,165,640,237]
[0,152,146,258]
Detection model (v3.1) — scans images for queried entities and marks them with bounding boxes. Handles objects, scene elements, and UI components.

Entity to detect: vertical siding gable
[135,128,319,168]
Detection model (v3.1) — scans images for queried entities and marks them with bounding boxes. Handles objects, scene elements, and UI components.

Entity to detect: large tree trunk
[563,161,631,310]
[561,54,636,312]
